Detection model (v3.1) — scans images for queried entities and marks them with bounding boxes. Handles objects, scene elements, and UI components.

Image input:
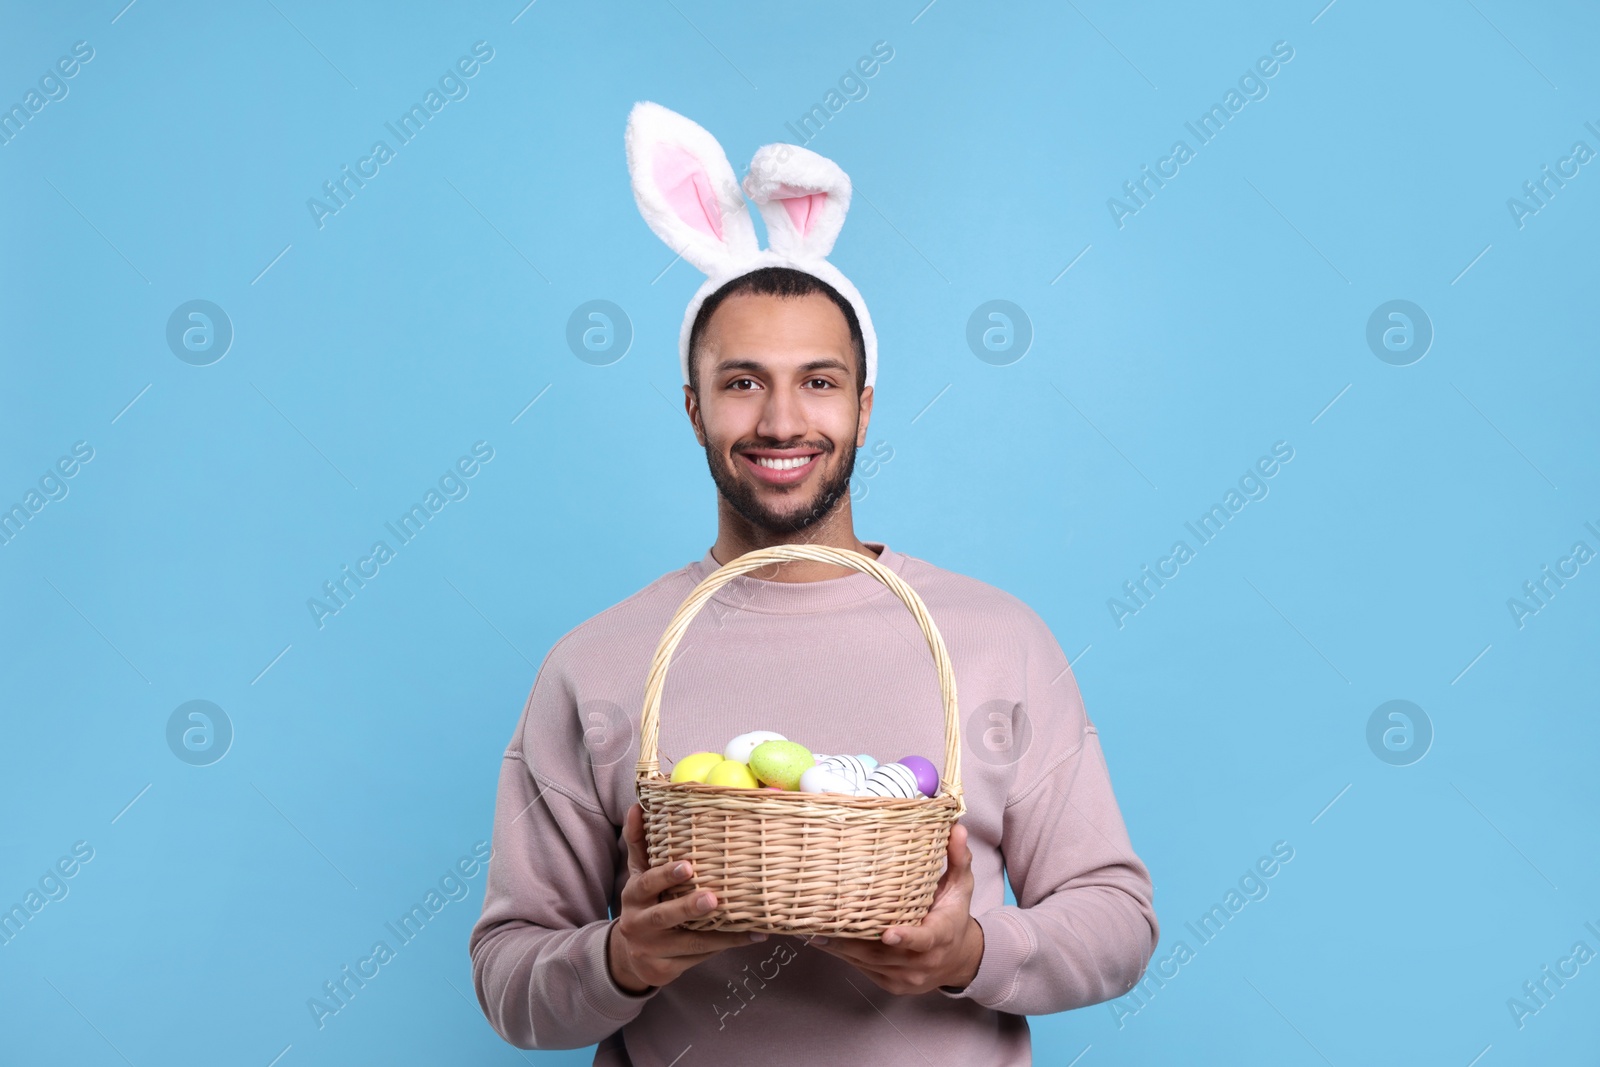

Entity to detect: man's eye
[806,378,833,389]
[729,378,757,390]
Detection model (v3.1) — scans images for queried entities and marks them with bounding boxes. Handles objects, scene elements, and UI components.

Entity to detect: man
[469,103,1156,1064]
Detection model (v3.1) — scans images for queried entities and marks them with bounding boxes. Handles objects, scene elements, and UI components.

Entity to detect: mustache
[734,440,833,454]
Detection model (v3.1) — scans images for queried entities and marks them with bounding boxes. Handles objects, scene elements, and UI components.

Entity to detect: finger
[637,882,722,931]
[809,937,896,967]
[883,894,967,952]
[931,824,970,893]
[927,825,976,906]
[850,963,900,986]
[621,804,649,879]
[654,949,726,972]
[626,856,697,905]
[822,954,902,990]
[660,929,768,958]
[881,921,941,952]
[651,933,768,975]
[949,823,972,873]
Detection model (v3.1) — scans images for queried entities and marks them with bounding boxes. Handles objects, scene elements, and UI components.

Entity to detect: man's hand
[607,802,764,994]
[810,822,985,996]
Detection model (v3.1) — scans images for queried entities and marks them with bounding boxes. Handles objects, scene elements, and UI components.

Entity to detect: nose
[754,381,807,443]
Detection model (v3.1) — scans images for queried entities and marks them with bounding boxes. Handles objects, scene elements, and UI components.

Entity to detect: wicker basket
[635,543,966,939]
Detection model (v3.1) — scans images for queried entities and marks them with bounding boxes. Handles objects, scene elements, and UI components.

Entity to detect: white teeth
[753,455,813,470]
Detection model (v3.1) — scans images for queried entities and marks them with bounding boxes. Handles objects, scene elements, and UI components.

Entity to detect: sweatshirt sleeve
[468,646,658,1050]
[943,609,1159,1014]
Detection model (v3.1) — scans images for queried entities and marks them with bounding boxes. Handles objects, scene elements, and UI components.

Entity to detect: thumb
[940,823,973,893]
[622,802,649,878]
[950,823,973,874]
[929,824,971,905]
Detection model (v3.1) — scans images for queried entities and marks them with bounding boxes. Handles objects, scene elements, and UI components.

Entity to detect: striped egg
[863,762,921,799]
[818,755,871,791]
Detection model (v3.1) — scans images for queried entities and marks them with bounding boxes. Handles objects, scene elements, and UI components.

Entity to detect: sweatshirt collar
[687,541,906,615]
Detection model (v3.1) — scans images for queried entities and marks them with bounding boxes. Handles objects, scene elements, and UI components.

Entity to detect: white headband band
[624,101,878,389]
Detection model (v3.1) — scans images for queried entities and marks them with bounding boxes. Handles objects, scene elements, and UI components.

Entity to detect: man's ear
[855,385,874,448]
[683,384,706,446]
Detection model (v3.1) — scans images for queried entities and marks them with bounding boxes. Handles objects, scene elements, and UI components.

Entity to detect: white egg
[818,755,871,790]
[724,730,786,764]
[799,766,859,796]
[863,762,919,799]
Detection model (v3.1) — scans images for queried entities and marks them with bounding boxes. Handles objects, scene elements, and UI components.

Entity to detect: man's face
[687,291,873,534]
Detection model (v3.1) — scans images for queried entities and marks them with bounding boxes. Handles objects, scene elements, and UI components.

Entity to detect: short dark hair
[687,266,866,394]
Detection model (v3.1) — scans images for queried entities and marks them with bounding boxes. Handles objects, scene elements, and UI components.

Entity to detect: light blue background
[2,0,1596,1063]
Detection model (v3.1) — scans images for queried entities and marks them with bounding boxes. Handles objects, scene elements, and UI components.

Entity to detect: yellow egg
[704,759,760,789]
[670,751,726,784]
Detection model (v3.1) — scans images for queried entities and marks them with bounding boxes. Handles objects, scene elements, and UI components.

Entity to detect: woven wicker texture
[636,544,966,938]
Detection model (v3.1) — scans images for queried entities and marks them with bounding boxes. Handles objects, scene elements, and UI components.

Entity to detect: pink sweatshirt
[469,541,1158,1065]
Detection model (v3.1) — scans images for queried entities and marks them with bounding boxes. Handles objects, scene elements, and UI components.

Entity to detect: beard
[704,433,859,535]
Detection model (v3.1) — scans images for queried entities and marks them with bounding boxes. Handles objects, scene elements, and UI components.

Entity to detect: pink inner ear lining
[779,192,827,237]
[653,143,723,241]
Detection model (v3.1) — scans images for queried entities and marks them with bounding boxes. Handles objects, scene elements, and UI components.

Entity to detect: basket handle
[636,544,962,802]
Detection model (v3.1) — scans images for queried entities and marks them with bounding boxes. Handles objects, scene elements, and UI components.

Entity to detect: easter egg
[725,730,786,764]
[705,759,760,789]
[670,751,726,784]
[799,766,859,796]
[857,754,879,771]
[817,754,872,791]
[863,762,920,799]
[898,755,939,797]
[748,740,814,790]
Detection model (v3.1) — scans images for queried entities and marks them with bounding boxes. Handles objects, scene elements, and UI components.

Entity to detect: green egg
[747,740,815,791]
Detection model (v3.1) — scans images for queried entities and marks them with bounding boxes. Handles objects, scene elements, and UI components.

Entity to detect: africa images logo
[305,42,495,230]
[1106,41,1295,229]
[1108,441,1295,628]
[306,842,491,1029]
[306,442,494,629]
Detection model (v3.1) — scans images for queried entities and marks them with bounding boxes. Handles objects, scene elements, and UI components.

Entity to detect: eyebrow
[713,357,852,375]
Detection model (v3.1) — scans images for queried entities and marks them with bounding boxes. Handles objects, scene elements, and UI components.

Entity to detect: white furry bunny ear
[742,143,852,260]
[625,101,759,275]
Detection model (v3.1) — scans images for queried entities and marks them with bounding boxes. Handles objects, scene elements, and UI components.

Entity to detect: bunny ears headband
[624,101,878,389]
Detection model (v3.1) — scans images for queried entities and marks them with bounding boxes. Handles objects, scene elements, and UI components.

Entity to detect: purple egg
[898,755,938,797]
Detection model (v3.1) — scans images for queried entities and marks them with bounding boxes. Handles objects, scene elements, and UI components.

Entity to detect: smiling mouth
[738,450,822,484]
